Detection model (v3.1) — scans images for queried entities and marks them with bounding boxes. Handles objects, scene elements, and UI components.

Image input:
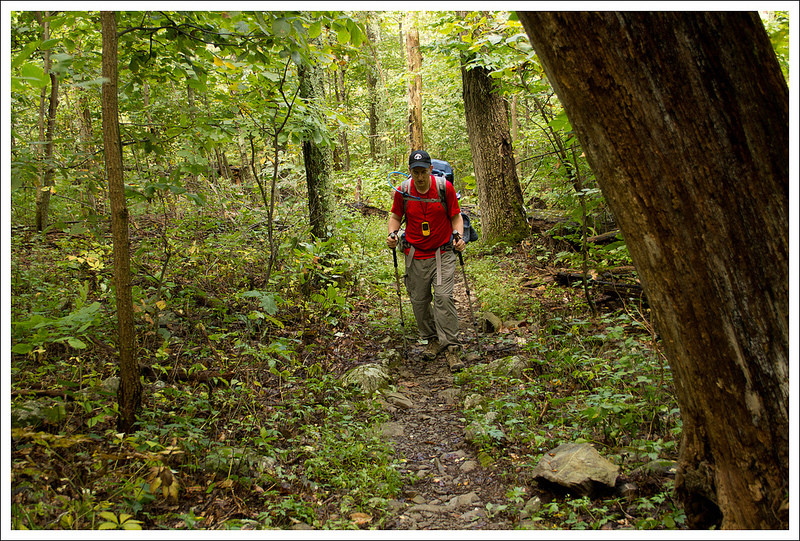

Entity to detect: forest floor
[9,215,683,532]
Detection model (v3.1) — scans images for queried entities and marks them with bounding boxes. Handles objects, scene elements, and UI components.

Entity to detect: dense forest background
[4,8,792,533]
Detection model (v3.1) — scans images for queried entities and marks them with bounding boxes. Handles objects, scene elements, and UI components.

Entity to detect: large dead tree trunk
[405,19,424,151]
[518,11,788,529]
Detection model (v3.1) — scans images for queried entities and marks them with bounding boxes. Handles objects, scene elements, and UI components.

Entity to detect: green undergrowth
[11,191,684,530]
[452,307,684,529]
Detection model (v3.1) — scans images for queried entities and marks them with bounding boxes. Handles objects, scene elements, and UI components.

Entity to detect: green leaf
[72,77,108,88]
[487,33,503,45]
[11,343,33,355]
[548,109,571,132]
[291,50,302,66]
[12,40,41,69]
[347,21,364,46]
[184,192,206,206]
[19,63,49,88]
[336,27,350,45]
[40,38,59,50]
[308,21,322,39]
[66,337,87,349]
[273,18,291,37]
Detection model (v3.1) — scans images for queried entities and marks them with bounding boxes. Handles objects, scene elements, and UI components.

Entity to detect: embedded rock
[532,443,619,496]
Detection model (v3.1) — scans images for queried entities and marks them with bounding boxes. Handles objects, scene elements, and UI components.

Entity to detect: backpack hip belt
[401,234,454,286]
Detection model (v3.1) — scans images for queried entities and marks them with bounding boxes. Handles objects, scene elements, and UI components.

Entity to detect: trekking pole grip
[453,231,464,264]
[390,230,399,265]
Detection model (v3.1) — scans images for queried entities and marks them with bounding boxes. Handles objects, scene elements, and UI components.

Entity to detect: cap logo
[414,153,423,160]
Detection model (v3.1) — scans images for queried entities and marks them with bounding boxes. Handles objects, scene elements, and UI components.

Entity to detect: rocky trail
[371,280,535,530]
[379,346,518,530]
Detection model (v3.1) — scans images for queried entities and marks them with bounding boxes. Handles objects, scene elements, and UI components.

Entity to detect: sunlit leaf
[99,511,118,523]
[336,27,350,45]
[12,40,41,69]
[309,21,322,39]
[65,337,87,349]
[19,63,49,88]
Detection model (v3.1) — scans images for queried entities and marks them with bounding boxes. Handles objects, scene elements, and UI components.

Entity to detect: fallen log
[139,363,233,385]
[555,271,647,304]
[586,229,622,245]
[11,389,76,400]
[12,365,233,402]
[346,201,388,218]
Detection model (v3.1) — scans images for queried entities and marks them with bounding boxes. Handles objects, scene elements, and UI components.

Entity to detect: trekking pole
[389,231,408,358]
[454,233,483,357]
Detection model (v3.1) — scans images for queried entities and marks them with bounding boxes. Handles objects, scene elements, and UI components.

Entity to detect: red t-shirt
[391,176,461,259]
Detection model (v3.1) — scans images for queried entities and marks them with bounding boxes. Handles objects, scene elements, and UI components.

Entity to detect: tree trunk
[366,15,392,163]
[101,11,141,433]
[237,129,251,184]
[299,59,333,240]
[34,11,58,232]
[366,19,380,161]
[76,90,98,217]
[335,68,351,171]
[405,18,424,151]
[518,11,789,529]
[461,64,529,244]
[510,93,522,180]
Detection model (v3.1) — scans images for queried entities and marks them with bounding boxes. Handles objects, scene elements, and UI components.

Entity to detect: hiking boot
[422,339,443,360]
[446,345,465,372]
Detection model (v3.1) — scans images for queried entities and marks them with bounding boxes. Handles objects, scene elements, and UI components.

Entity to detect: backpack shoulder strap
[401,179,410,219]
[435,176,449,217]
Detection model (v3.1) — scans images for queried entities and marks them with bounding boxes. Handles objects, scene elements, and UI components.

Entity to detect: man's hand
[453,232,466,252]
[387,230,399,249]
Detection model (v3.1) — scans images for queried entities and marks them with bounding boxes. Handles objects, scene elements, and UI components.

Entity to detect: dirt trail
[378,281,521,530]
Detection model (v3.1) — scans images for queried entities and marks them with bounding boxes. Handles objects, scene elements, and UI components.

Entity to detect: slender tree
[333,67,351,171]
[75,88,99,217]
[34,10,59,232]
[518,11,789,529]
[365,17,381,161]
[101,10,141,433]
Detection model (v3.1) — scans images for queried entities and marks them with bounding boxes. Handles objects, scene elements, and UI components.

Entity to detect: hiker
[386,150,466,371]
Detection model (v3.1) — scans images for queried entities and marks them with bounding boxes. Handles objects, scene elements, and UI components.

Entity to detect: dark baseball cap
[408,150,432,169]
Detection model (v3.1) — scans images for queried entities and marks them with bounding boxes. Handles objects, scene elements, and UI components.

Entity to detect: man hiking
[386,150,466,372]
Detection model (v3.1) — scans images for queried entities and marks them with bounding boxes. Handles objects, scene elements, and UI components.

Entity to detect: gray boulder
[203,446,276,477]
[11,400,66,428]
[341,363,392,394]
[479,312,503,333]
[532,443,619,496]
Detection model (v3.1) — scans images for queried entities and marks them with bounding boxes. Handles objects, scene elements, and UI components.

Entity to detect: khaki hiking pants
[404,250,460,349]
